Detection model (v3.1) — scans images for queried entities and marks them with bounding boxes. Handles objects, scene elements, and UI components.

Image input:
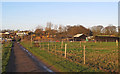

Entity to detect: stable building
[73,34,87,41]
[95,35,119,42]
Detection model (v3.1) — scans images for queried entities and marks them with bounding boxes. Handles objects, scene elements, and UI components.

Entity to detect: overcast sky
[2,2,118,31]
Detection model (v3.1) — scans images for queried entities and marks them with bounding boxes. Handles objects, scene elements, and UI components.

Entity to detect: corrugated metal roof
[73,34,83,37]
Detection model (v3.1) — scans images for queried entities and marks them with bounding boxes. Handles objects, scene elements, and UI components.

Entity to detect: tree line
[1,22,119,40]
[35,22,119,40]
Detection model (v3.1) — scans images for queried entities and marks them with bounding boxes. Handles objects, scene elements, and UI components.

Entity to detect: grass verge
[2,42,12,73]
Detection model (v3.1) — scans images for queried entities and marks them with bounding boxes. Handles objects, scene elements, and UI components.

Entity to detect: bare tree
[35,25,43,36]
[58,24,63,33]
[90,25,103,36]
[66,25,90,36]
[102,25,117,35]
[36,25,43,30]
[54,24,58,30]
[46,22,53,30]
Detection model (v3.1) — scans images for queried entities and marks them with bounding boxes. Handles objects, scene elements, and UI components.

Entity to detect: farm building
[73,34,87,41]
[2,32,10,38]
[16,32,28,36]
[95,35,120,42]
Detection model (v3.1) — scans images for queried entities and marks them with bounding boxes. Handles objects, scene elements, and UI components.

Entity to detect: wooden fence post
[48,43,49,51]
[61,41,63,49]
[84,45,86,64]
[31,35,32,43]
[116,40,118,47]
[43,44,44,50]
[80,41,81,47]
[65,44,67,58]
[31,35,32,47]
[55,44,56,55]
[39,41,41,48]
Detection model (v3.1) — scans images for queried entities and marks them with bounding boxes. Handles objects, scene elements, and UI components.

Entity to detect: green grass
[2,42,12,73]
[20,41,118,72]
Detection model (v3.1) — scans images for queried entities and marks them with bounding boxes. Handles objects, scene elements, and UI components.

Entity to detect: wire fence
[33,41,118,72]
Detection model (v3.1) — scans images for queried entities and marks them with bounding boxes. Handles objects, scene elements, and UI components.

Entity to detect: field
[2,42,12,73]
[20,41,118,72]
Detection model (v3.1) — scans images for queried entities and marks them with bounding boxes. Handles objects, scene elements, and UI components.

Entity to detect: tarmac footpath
[6,42,54,73]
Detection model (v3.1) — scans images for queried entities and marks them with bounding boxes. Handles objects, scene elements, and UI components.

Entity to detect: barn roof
[4,32,10,35]
[73,34,83,37]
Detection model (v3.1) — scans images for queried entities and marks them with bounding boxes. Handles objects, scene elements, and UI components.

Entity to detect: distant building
[95,35,119,42]
[2,32,10,38]
[64,35,73,41]
[4,32,10,35]
[86,36,93,40]
[16,33,24,36]
[16,32,28,36]
[73,34,87,41]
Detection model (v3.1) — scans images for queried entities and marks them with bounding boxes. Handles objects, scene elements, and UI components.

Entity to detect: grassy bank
[2,42,12,73]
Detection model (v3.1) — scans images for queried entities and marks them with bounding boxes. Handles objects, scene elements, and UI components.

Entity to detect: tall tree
[46,22,53,31]
[54,24,58,30]
[58,24,63,33]
[66,25,90,36]
[90,25,103,36]
[102,25,117,35]
[35,25,43,36]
